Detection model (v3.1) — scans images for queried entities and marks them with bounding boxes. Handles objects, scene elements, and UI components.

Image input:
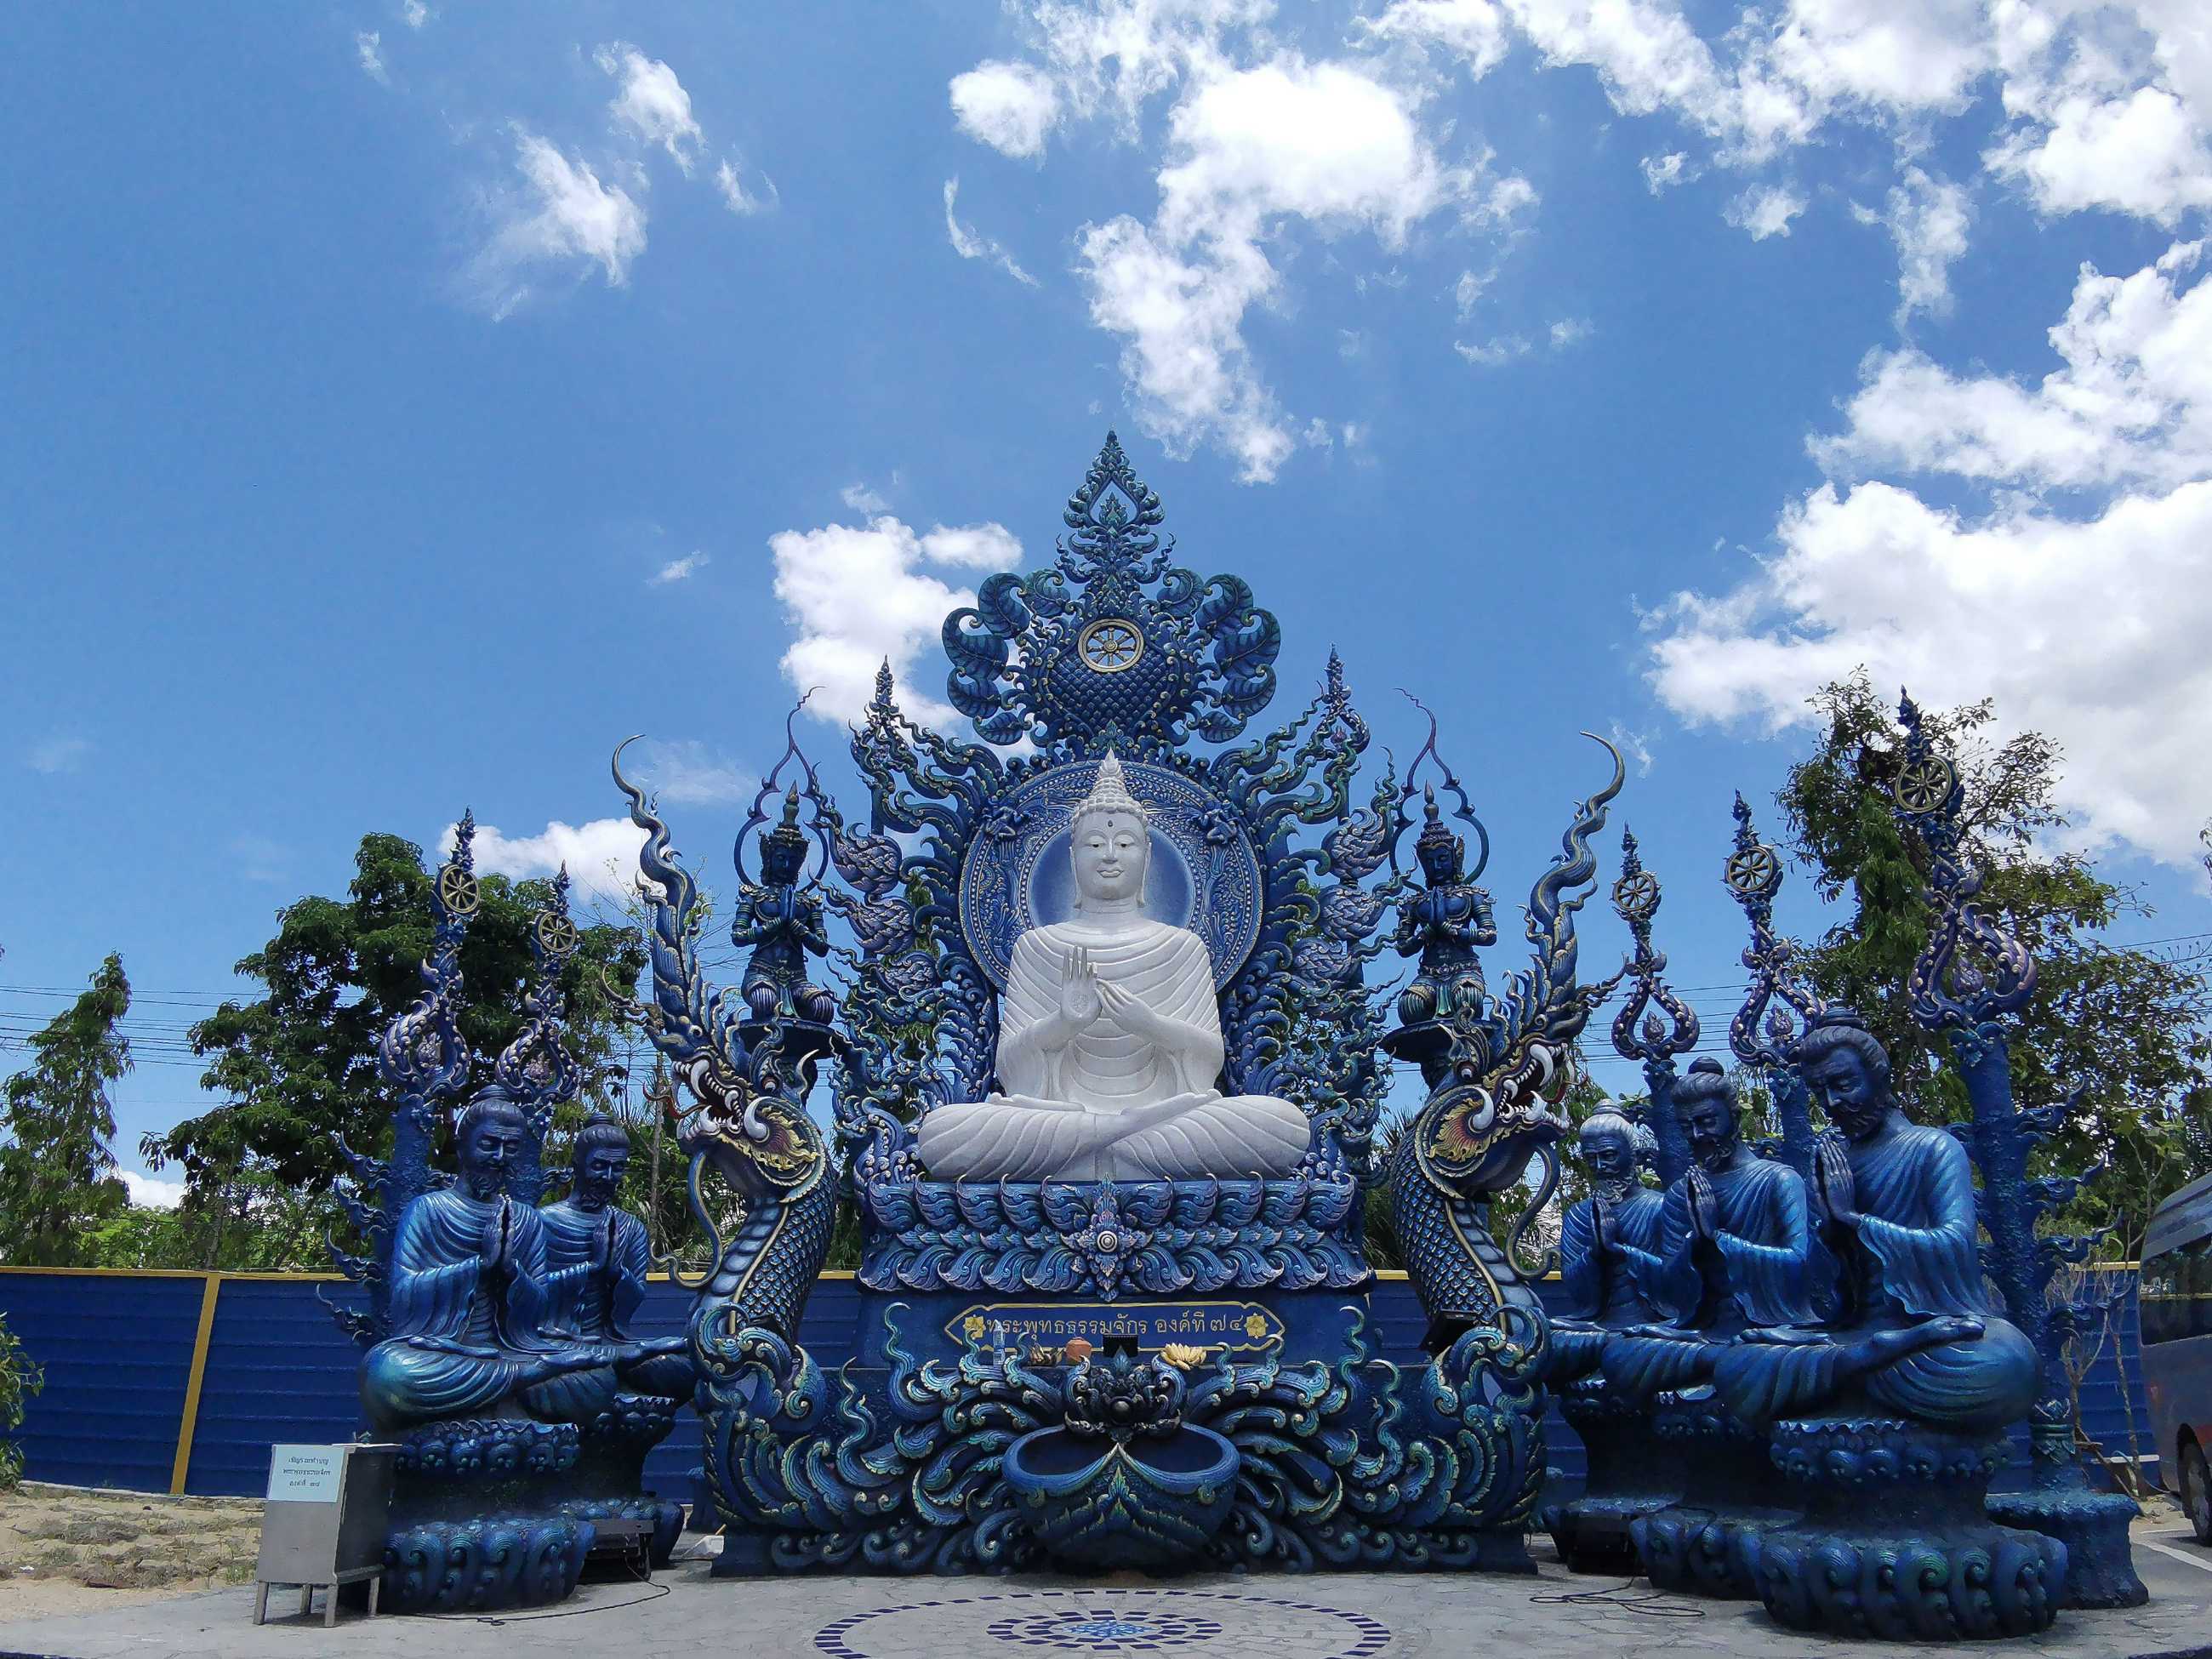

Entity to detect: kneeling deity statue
[360,1088,606,1431]
[538,1115,693,1405]
[917,755,1310,1182]
[1712,1007,2038,1431]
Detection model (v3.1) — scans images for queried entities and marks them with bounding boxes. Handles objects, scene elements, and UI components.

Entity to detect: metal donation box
[253,1442,396,1628]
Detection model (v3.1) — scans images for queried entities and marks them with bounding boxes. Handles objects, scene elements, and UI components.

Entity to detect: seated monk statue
[539,1115,693,1405]
[1601,1058,1824,1402]
[916,753,1311,1182]
[361,1088,605,1431]
[1711,1008,2038,1432]
[1548,1105,1666,1382]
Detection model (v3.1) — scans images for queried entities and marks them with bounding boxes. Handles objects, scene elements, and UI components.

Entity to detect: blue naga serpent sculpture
[610,743,838,1397]
[1388,735,1626,1336]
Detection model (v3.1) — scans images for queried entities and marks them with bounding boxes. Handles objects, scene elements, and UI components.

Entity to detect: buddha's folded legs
[916,1092,1310,1182]
[1712,1314,2031,1429]
[1104,1094,1310,1180]
[1598,1330,1719,1403]
[362,1337,548,1430]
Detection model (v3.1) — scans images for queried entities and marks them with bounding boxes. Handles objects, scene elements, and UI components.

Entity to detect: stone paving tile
[4,1541,2212,1659]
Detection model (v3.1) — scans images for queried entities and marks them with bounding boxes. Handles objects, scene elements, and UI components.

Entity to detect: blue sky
[5,2,2210,1199]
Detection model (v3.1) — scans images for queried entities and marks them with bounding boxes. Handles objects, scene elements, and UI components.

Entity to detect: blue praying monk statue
[1600,1058,1823,1401]
[1712,1007,2038,1432]
[539,1115,693,1405]
[359,1087,608,1431]
[1549,1105,1666,1376]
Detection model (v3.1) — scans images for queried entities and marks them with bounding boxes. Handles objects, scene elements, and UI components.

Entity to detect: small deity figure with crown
[733,785,835,1025]
[915,754,1310,1182]
[1393,785,1498,1025]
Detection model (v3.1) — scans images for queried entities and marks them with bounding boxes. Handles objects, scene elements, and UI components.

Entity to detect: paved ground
[4,1527,2211,1659]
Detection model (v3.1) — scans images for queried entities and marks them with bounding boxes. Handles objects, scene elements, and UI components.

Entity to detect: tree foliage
[0,1309,41,1489]
[144,834,647,1202]
[1778,673,2212,1257]
[0,954,134,1265]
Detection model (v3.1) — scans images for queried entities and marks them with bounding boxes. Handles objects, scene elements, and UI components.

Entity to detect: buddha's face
[460,1109,524,1199]
[1072,810,1147,908]
[1578,1123,1636,1184]
[573,1143,629,1210]
[1680,1091,1739,1172]
[1805,1045,1890,1142]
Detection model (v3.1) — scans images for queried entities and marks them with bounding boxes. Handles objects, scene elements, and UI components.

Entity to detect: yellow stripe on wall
[169,1274,222,1496]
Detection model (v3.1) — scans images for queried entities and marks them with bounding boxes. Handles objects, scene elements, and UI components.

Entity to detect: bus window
[2145,1237,2212,1345]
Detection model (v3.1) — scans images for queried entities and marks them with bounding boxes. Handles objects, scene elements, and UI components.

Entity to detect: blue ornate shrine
[324,435,2145,1640]
[613,435,1619,1577]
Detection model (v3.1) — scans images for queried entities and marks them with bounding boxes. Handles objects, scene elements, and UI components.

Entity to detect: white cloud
[26,735,90,774]
[1455,333,1531,365]
[1360,0,1511,80]
[454,817,651,904]
[769,515,1026,725]
[950,59,1063,157]
[841,482,891,514]
[1640,150,1691,191]
[123,1172,185,1211]
[1880,167,1972,322]
[467,131,648,316]
[651,551,709,584]
[1647,242,2212,869]
[356,31,387,83]
[714,156,777,215]
[231,834,288,883]
[1725,181,1806,238]
[400,0,429,26]
[628,738,755,806]
[596,43,703,174]
[1609,721,1655,776]
[944,178,1039,286]
[1549,315,1593,346]
[1076,54,1503,480]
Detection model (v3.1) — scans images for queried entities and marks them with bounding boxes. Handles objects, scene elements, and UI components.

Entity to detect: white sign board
[266,1444,345,1503]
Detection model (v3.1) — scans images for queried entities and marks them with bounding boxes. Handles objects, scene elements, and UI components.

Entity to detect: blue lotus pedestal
[377,1420,594,1614]
[560,1394,686,1570]
[1542,1377,1684,1573]
[1628,1392,1796,1599]
[1744,1417,2067,1639]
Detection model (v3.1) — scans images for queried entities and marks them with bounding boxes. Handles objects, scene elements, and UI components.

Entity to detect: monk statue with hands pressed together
[918,754,1310,1182]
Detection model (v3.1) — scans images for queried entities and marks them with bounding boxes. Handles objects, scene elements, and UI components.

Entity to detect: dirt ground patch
[0,1482,260,1619]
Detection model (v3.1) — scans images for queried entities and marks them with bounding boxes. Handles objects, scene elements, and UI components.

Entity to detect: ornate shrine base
[700,1287,1548,1578]
[1745,1417,2067,1640]
[1542,1379,1685,1574]
[1628,1392,1798,1599]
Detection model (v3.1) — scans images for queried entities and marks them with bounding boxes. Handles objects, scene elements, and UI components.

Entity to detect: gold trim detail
[170,1274,223,1496]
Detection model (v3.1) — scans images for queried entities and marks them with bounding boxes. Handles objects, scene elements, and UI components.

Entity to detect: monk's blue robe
[540,1200,693,1405]
[1548,1186,1666,1382]
[1713,1123,2038,1431]
[361,1188,594,1430]
[1599,1156,1821,1403]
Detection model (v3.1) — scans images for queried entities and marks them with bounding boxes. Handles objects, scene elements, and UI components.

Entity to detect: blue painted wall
[0,1271,2156,1505]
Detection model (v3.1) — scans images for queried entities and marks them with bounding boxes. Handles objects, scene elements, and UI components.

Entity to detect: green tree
[143,834,647,1206]
[0,954,134,1265]
[0,1308,42,1489]
[1778,673,2212,1258]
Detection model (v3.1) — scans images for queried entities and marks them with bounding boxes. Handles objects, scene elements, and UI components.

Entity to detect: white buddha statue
[917,755,1312,1183]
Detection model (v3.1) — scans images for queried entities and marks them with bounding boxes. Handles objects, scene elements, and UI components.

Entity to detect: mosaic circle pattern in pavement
[813,1589,1392,1658]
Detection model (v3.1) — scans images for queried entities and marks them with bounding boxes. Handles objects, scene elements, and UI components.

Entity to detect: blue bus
[2142,1170,2212,1545]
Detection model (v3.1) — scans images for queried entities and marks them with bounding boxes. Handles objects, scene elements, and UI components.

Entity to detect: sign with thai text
[944,1299,1285,1358]
[265,1444,344,1503]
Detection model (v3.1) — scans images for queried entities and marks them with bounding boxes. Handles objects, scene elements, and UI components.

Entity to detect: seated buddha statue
[538,1115,693,1405]
[360,1088,605,1431]
[1710,1008,2038,1432]
[915,754,1310,1182]
[1548,1105,1666,1382]
[1600,1058,1824,1402]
